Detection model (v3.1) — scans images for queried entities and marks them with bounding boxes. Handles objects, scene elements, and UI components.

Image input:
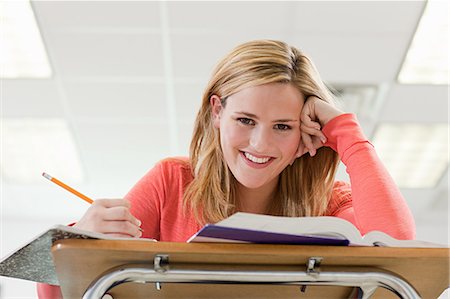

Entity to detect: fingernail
[137,219,142,226]
[321,137,327,143]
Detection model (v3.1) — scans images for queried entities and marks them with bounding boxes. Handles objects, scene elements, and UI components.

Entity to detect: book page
[215,212,364,244]
[50,225,156,242]
[363,231,447,248]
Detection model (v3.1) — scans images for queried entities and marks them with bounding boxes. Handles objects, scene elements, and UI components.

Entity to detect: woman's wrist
[315,99,344,126]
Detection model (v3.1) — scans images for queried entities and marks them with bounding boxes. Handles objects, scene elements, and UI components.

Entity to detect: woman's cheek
[291,136,301,153]
[223,125,248,147]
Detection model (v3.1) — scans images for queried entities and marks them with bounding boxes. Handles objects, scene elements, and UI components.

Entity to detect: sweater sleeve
[36,283,63,299]
[125,161,166,240]
[322,113,416,240]
[125,157,193,241]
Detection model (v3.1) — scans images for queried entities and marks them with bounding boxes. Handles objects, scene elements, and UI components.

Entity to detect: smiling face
[211,83,304,191]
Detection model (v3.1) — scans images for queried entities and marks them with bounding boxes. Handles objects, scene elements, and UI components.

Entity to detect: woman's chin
[235,178,269,190]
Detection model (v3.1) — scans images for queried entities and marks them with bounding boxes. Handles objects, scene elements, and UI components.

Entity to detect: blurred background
[0,1,448,298]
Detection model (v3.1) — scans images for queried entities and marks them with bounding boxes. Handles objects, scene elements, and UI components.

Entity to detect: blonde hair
[184,40,340,224]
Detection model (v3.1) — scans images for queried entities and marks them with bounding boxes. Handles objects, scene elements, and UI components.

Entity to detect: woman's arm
[322,113,416,239]
[298,96,415,240]
[35,163,167,299]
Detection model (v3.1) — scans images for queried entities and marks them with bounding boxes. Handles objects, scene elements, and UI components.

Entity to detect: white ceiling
[1,1,448,239]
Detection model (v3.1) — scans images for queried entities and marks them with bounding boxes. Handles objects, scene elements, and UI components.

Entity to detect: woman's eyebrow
[234,111,299,123]
[273,119,299,123]
[235,111,259,119]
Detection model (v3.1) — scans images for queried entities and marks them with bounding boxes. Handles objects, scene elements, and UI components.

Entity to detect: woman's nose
[249,127,272,152]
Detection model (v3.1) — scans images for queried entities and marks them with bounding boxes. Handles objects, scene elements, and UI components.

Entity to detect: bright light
[0,0,52,78]
[1,118,84,183]
[398,1,449,84]
[373,123,449,188]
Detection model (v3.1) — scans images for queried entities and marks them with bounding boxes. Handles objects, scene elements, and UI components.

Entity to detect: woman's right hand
[297,96,344,157]
[73,198,142,238]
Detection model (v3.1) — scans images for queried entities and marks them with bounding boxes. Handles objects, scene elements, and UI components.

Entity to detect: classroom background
[1,1,448,298]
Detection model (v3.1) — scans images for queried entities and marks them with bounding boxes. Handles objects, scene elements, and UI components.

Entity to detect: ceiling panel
[63,81,167,119]
[74,121,171,183]
[171,32,291,78]
[2,79,65,117]
[291,1,425,34]
[288,34,411,83]
[168,2,294,30]
[380,84,449,122]
[33,1,161,30]
[43,33,164,77]
[171,33,234,78]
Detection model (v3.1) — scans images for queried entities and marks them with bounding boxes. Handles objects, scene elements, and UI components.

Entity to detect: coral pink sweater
[37,113,415,298]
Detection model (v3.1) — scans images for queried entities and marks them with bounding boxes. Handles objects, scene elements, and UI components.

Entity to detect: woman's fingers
[302,95,344,126]
[301,123,327,144]
[300,119,327,157]
[301,132,315,156]
[74,198,142,238]
[300,108,320,129]
[295,95,343,160]
[103,206,141,226]
[298,97,328,158]
[98,220,142,238]
[93,198,142,227]
[93,198,131,209]
[104,233,137,238]
[311,136,325,154]
[297,132,325,158]
[297,97,325,157]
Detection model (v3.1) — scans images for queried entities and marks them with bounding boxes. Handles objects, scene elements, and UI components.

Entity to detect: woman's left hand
[296,96,344,157]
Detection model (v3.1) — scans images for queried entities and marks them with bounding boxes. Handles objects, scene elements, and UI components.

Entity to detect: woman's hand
[73,198,142,238]
[296,96,344,157]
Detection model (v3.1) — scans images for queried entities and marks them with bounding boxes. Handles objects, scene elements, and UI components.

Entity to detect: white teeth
[244,152,270,164]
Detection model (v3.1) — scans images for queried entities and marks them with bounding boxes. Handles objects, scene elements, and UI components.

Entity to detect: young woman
[37,40,415,298]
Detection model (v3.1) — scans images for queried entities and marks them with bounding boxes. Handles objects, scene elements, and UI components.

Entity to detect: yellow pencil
[42,172,93,204]
[43,172,144,232]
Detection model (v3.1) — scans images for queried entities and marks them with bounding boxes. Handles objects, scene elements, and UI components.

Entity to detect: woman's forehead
[225,83,304,115]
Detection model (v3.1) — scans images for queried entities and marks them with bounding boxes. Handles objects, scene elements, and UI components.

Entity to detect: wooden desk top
[52,240,450,299]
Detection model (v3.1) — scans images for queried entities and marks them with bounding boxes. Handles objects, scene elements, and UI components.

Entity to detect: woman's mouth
[244,152,270,163]
[241,151,274,168]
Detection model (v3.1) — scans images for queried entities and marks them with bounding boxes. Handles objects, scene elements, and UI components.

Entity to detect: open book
[0,225,156,285]
[188,212,445,248]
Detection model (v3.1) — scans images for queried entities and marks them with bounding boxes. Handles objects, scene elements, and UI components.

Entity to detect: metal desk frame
[82,255,420,299]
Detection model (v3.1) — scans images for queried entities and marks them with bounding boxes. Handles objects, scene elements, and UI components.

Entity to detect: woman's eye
[274,124,291,131]
[237,118,255,126]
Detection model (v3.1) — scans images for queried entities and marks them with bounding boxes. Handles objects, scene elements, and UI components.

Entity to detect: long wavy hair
[184,40,340,224]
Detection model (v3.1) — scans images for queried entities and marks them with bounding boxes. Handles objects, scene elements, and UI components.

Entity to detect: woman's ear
[210,95,222,129]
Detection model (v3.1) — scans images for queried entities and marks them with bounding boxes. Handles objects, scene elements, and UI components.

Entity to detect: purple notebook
[190,224,350,246]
